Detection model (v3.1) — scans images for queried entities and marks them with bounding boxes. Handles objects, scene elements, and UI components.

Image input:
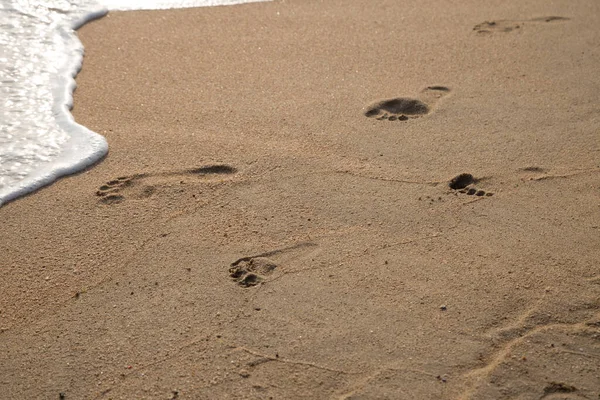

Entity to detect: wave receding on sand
[0,0,267,207]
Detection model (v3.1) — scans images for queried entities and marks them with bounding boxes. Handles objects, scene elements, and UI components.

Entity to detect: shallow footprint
[517,166,549,182]
[228,242,319,288]
[96,175,145,204]
[474,16,569,34]
[229,257,279,287]
[364,86,450,121]
[95,164,237,205]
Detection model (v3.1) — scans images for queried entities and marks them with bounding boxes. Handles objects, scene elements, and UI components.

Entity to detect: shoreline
[0,3,108,208]
[1,0,599,398]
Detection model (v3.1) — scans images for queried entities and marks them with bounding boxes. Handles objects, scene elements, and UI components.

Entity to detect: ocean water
[0,0,265,207]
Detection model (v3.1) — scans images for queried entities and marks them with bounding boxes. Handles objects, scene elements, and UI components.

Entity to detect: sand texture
[1,0,599,398]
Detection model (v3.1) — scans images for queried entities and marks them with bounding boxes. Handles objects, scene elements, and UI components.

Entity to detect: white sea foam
[104,0,263,11]
[0,0,265,207]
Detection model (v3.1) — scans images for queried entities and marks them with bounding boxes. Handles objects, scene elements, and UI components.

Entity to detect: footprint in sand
[95,164,237,205]
[364,86,450,122]
[229,257,279,287]
[541,382,581,399]
[517,166,553,182]
[448,173,494,197]
[473,16,569,34]
[229,242,319,287]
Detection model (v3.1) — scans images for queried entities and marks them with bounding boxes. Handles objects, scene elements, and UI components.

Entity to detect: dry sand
[1,0,599,398]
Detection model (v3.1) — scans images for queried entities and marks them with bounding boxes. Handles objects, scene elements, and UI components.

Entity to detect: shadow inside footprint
[474,16,570,34]
[228,242,319,288]
[532,16,570,23]
[543,382,578,395]
[474,21,520,33]
[365,86,450,121]
[426,85,450,92]
[187,164,237,175]
[519,166,546,173]
[229,257,279,287]
[449,173,494,197]
[100,194,125,205]
[364,98,430,118]
[449,173,476,190]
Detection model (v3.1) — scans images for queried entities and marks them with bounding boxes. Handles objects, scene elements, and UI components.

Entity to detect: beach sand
[1,0,599,398]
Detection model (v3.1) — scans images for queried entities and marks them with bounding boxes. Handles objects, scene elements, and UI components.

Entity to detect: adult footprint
[364,86,450,121]
[473,16,569,34]
[96,164,237,204]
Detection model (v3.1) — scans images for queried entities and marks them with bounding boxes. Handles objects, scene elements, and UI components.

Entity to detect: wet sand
[1,0,599,398]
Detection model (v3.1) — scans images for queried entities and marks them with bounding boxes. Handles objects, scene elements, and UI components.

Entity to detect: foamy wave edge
[0,0,268,207]
[0,6,109,207]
